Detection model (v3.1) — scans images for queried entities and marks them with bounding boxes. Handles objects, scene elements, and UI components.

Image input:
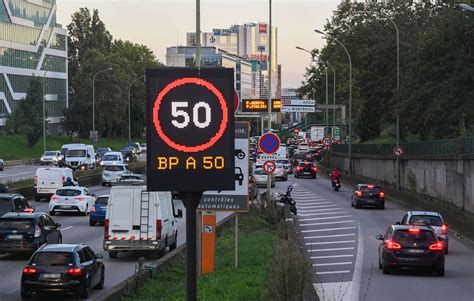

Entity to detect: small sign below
[393,146,405,158]
[322,136,333,147]
[263,160,276,174]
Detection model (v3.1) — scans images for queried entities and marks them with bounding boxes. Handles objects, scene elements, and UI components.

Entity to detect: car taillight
[74,196,85,201]
[429,242,443,251]
[24,208,34,213]
[156,220,162,240]
[104,219,110,240]
[296,167,303,171]
[34,176,38,187]
[385,240,402,250]
[311,167,318,172]
[34,225,41,238]
[23,268,37,275]
[51,195,60,201]
[67,268,82,276]
[408,228,420,233]
[379,191,385,198]
[91,206,96,212]
[367,184,374,189]
[441,224,447,235]
[356,191,363,197]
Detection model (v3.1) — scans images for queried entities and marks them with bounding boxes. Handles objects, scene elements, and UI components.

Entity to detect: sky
[56,0,340,88]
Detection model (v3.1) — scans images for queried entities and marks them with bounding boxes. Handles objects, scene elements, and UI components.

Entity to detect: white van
[34,167,77,201]
[60,143,85,161]
[65,145,96,170]
[100,151,124,166]
[103,185,182,259]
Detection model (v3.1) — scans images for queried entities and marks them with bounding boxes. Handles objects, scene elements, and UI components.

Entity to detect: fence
[332,137,474,157]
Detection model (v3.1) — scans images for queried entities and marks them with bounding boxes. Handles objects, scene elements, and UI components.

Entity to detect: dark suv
[21,243,105,299]
[0,212,61,254]
[294,161,317,179]
[376,225,445,276]
[0,193,33,216]
[351,184,385,209]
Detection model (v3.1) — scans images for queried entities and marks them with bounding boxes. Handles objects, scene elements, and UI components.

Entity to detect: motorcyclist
[331,168,341,183]
[63,177,76,187]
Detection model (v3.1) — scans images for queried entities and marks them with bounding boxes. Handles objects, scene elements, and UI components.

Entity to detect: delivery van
[103,185,182,259]
[65,145,96,170]
[34,167,77,201]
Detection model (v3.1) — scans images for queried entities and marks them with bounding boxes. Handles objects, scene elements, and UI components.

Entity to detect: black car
[0,193,33,216]
[121,146,136,163]
[351,184,385,209]
[0,212,61,254]
[95,147,112,164]
[376,225,445,276]
[291,152,308,167]
[294,161,317,179]
[21,244,105,299]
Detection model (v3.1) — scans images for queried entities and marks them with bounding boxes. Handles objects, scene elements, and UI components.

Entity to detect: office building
[0,0,68,134]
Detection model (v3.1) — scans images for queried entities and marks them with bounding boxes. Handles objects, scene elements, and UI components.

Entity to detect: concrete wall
[331,153,474,214]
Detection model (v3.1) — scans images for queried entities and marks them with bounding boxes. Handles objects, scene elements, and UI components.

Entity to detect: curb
[94,213,236,301]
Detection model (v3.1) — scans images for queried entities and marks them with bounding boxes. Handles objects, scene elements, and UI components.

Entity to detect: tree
[6,77,44,146]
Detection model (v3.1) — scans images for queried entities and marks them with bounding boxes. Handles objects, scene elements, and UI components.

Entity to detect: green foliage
[64,8,162,139]
[407,168,417,193]
[299,2,473,142]
[6,77,45,147]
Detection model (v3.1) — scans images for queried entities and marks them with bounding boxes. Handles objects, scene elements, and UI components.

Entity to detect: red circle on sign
[322,136,333,147]
[263,160,276,174]
[259,133,280,154]
[152,77,229,153]
[233,90,239,114]
[393,146,405,158]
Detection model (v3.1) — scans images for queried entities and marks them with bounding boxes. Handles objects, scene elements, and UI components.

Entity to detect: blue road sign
[259,133,280,154]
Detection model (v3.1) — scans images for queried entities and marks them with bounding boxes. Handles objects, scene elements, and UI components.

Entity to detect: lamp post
[127,75,145,143]
[42,70,48,153]
[266,0,273,203]
[314,29,352,174]
[92,67,113,143]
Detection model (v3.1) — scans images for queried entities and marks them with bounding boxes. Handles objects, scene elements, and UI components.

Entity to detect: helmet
[67,177,72,181]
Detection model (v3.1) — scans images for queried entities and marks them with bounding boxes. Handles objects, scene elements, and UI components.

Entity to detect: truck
[311,126,325,143]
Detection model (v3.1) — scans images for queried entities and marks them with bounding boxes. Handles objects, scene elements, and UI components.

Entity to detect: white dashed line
[304,234,356,239]
[311,254,354,259]
[299,212,347,217]
[308,247,355,252]
[299,215,352,222]
[298,208,343,213]
[313,262,353,267]
[316,270,351,275]
[305,240,356,246]
[299,220,355,227]
[301,226,356,233]
[60,226,73,232]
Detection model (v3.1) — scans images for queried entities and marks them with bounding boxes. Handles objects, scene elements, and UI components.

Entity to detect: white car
[252,168,275,188]
[102,164,129,186]
[49,187,96,216]
[40,151,61,165]
[100,152,124,166]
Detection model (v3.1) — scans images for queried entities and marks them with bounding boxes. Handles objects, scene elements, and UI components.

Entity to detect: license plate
[40,273,61,280]
[408,249,424,253]
[304,172,310,175]
[7,235,23,240]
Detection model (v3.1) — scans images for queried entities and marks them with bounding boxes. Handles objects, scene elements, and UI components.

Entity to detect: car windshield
[30,252,75,266]
[254,169,266,175]
[409,215,443,227]
[67,150,86,157]
[298,162,313,167]
[102,155,119,161]
[360,186,381,193]
[392,229,437,244]
[293,153,307,160]
[95,197,109,205]
[44,151,57,156]
[56,189,82,197]
[0,218,34,230]
[104,165,125,172]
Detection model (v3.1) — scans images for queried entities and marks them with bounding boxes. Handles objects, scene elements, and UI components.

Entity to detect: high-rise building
[0,0,68,134]
[187,22,279,99]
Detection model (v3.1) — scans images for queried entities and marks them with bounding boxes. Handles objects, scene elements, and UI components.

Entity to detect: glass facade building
[0,0,68,134]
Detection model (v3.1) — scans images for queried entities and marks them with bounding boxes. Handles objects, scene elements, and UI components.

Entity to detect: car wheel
[355,203,361,209]
[89,219,95,226]
[109,251,118,259]
[294,174,298,178]
[80,277,90,299]
[20,288,32,299]
[434,266,445,277]
[379,204,385,210]
[81,205,88,216]
[378,258,382,269]
[95,268,105,290]
[49,211,55,216]
[169,232,178,251]
[444,247,449,255]
[312,175,316,179]
[382,263,391,275]
[101,182,106,187]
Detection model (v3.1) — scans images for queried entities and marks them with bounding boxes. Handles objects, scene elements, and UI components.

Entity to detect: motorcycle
[330,173,341,191]
[276,185,297,215]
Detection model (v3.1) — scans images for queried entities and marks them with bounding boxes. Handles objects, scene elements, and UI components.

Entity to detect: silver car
[252,168,275,188]
[102,164,129,186]
[276,159,292,174]
[400,211,449,254]
[40,151,61,165]
[274,163,288,181]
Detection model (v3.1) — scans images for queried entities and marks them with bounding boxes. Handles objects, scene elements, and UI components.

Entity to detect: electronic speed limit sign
[146,68,235,192]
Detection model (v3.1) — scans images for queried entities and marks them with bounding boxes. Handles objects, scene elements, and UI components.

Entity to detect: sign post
[147,68,235,301]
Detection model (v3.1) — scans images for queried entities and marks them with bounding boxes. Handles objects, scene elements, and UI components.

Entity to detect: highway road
[274,175,474,301]
[0,184,229,301]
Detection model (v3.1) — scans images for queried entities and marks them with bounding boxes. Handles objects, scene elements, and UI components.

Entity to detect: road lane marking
[299,215,352,222]
[304,234,356,239]
[295,200,330,204]
[297,202,333,206]
[60,226,73,232]
[301,227,356,233]
[300,212,347,217]
[313,262,353,267]
[306,240,356,246]
[297,205,338,210]
[311,254,354,259]
[315,270,351,275]
[298,208,343,213]
[308,247,355,252]
[299,221,355,227]
[350,218,364,301]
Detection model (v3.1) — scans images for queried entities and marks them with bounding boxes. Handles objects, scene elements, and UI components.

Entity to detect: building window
[219,36,227,44]
[230,36,237,44]
[260,36,267,44]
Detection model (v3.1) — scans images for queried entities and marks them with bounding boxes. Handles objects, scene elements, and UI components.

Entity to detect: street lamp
[314,29,352,174]
[92,67,113,143]
[127,75,145,143]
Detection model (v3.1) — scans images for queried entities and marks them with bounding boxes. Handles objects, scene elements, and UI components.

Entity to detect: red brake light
[441,224,447,235]
[367,185,374,189]
[24,208,34,213]
[311,167,318,172]
[429,242,443,251]
[385,240,402,250]
[23,268,37,274]
[156,220,162,240]
[379,191,385,198]
[356,191,363,197]
[408,228,420,233]
[104,219,110,240]
[67,268,82,276]
[50,195,60,201]
[74,196,85,201]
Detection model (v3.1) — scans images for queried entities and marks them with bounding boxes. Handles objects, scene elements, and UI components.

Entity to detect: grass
[0,135,144,161]
[126,209,278,301]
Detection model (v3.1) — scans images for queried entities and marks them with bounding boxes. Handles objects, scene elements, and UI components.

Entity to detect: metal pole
[266,0,272,203]
[128,75,145,143]
[389,18,401,190]
[325,67,328,133]
[196,0,201,68]
[333,65,336,128]
[42,71,48,153]
[235,213,239,268]
[195,0,202,279]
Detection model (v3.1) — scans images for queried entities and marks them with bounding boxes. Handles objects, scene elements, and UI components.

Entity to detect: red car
[294,162,317,179]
